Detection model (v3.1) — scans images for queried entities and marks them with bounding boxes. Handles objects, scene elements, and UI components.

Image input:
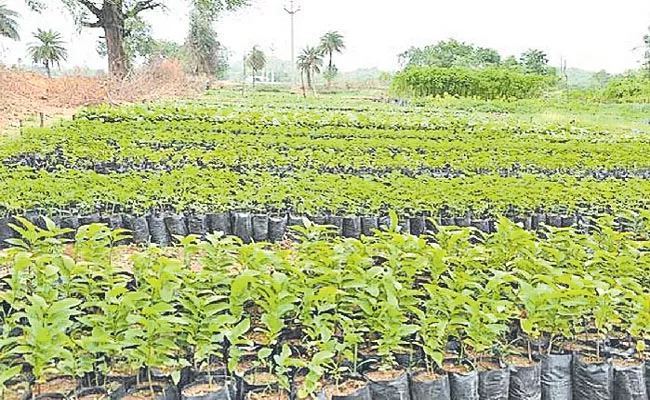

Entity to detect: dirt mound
[0,59,204,129]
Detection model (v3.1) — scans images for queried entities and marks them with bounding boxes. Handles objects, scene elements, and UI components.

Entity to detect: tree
[246,46,266,87]
[27,29,68,78]
[185,8,225,76]
[96,15,155,66]
[319,31,345,81]
[398,39,500,69]
[592,70,611,87]
[520,49,550,75]
[297,46,323,96]
[27,0,250,79]
[0,2,20,40]
[642,27,650,77]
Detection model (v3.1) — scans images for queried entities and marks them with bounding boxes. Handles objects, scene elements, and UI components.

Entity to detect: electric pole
[284,0,300,83]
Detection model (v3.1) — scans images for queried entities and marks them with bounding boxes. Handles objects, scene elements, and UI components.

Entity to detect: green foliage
[519,49,553,76]
[399,39,501,69]
[391,66,556,99]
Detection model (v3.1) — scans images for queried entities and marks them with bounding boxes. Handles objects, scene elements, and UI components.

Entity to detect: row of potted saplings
[3,294,650,400]
[0,209,601,248]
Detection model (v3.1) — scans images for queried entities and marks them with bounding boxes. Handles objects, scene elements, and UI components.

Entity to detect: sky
[2,0,650,74]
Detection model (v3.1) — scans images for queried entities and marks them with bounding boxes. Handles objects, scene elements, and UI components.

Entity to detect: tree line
[0,0,249,79]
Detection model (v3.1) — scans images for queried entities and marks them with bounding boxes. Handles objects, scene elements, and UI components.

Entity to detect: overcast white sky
[2,0,650,73]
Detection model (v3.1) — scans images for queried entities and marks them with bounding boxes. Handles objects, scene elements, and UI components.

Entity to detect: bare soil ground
[0,59,206,134]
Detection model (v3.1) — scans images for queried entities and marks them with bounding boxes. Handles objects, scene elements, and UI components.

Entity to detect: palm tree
[246,46,266,88]
[28,29,68,78]
[297,46,323,96]
[319,31,345,71]
[0,2,20,40]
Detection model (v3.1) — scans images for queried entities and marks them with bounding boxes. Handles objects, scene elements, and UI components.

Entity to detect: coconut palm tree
[28,29,68,78]
[246,46,266,88]
[297,46,323,96]
[319,31,345,71]
[0,2,20,40]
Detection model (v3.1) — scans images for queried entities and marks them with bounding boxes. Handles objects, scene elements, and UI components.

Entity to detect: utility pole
[283,0,300,83]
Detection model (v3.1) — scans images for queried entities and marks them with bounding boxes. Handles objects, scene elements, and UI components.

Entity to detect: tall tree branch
[127,0,164,17]
[77,0,102,16]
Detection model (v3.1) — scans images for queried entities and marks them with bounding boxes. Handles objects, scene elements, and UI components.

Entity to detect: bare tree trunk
[300,70,306,98]
[44,62,51,78]
[103,0,128,80]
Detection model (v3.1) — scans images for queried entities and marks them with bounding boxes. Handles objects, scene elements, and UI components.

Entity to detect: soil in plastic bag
[124,215,150,244]
[101,214,124,230]
[409,371,450,400]
[252,215,269,242]
[613,363,647,400]
[509,362,541,400]
[112,377,179,400]
[287,215,304,229]
[232,213,253,244]
[342,217,362,239]
[455,215,471,227]
[572,358,613,400]
[31,376,78,400]
[539,354,572,400]
[478,367,509,400]
[268,216,287,243]
[147,215,171,246]
[207,213,232,235]
[317,381,371,400]
[409,216,425,236]
[361,216,378,236]
[366,371,410,400]
[448,370,479,400]
[164,214,189,238]
[312,216,328,226]
[181,375,235,400]
[188,214,209,237]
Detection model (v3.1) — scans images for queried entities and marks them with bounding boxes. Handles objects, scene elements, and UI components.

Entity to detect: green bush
[391,66,556,99]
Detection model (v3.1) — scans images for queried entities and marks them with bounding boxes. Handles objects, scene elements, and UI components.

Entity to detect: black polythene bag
[207,213,232,235]
[231,212,253,244]
[424,217,437,234]
[326,216,343,237]
[478,367,509,400]
[287,215,304,229]
[397,216,411,235]
[181,375,236,400]
[409,372,450,400]
[509,362,541,400]
[471,219,491,233]
[60,216,80,239]
[252,214,269,242]
[448,370,479,400]
[164,214,189,238]
[101,214,124,230]
[312,215,328,226]
[187,214,208,237]
[317,382,372,400]
[645,361,650,400]
[378,215,392,231]
[342,216,362,238]
[268,216,287,243]
[455,215,471,227]
[361,216,378,236]
[79,214,101,226]
[0,217,17,248]
[367,372,410,400]
[539,354,572,400]
[409,216,425,236]
[572,357,613,400]
[613,363,647,400]
[111,377,179,400]
[147,215,171,246]
[123,215,150,244]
